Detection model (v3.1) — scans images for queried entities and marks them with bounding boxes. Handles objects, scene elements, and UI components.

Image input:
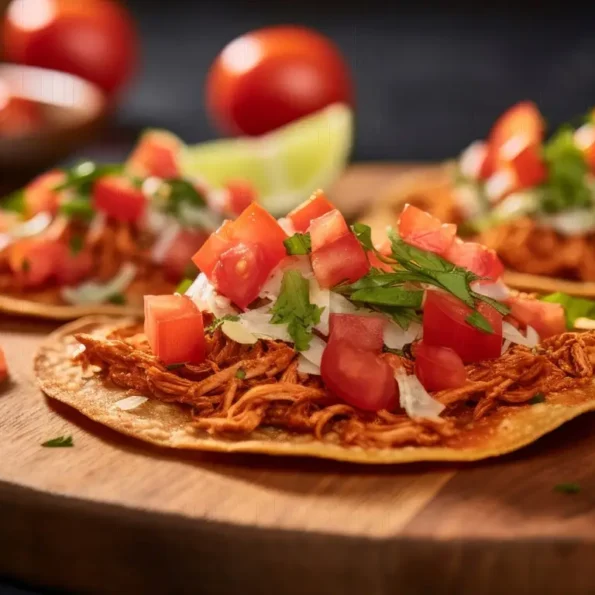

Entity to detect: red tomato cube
[507,296,566,340]
[414,342,466,392]
[443,239,504,281]
[24,170,65,217]
[8,238,62,288]
[93,175,146,223]
[126,130,181,179]
[191,220,235,277]
[287,190,335,233]
[144,294,206,365]
[329,313,385,352]
[311,232,370,288]
[224,180,258,216]
[398,204,457,255]
[309,209,350,252]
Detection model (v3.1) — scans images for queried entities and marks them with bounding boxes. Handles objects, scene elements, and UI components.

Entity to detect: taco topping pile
[0,130,256,307]
[72,193,595,449]
[455,102,595,281]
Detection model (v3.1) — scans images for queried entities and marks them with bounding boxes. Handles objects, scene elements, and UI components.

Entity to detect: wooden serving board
[2,165,595,595]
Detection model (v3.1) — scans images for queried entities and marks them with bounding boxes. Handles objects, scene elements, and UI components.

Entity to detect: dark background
[3,1,595,593]
[85,0,595,164]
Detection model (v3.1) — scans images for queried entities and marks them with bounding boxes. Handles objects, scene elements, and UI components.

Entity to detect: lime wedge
[181,103,353,216]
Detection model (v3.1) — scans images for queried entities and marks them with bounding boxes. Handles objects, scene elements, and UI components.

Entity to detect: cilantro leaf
[59,196,94,221]
[554,482,581,494]
[541,292,595,329]
[541,127,591,214]
[69,235,84,256]
[206,314,239,333]
[42,435,73,448]
[351,222,375,251]
[175,278,193,295]
[2,189,25,214]
[465,311,493,334]
[156,179,206,215]
[270,270,323,351]
[107,293,126,305]
[350,286,424,308]
[284,232,311,255]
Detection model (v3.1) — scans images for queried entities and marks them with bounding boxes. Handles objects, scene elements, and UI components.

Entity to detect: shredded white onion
[395,368,445,420]
[61,262,137,305]
[0,211,53,251]
[300,335,326,368]
[277,217,296,236]
[239,309,292,342]
[150,221,181,264]
[502,321,539,348]
[492,191,538,220]
[471,280,510,300]
[329,292,361,314]
[142,176,163,198]
[383,321,422,350]
[221,320,258,345]
[178,202,222,231]
[297,355,321,376]
[501,339,511,355]
[309,280,330,335]
[258,256,313,300]
[185,273,236,318]
[486,170,515,203]
[459,140,487,180]
[114,396,148,411]
[205,187,227,214]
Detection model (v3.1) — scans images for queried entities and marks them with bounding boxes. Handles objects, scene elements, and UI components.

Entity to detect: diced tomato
[126,130,181,179]
[23,170,66,216]
[414,342,467,392]
[397,204,457,255]
[231,203,287,268]
[287,190,335,233]
[0,211,19,232]
[329,313,385,352]
[93,175,146,223]
[0,346,7,383]
[54,244,94,285]
[163,229,208,282]
[212,242,269,309]
[8,238,62,288]
[311,233,370,288]
[487,101,544,173]
[575,123,595,172]
[423,290,503,363]
[224,180,258,216]
[507,296,566,340]
[309,209,349,252]
[321,339,398,411]
[191,220,235,277]
[144,294,206,365]
[498,135,547,189]
[443,239,504,280]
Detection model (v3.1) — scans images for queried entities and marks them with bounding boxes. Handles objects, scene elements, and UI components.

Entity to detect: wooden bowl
[0,63,107,177]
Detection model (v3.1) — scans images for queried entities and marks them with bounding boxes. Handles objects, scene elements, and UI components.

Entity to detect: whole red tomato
[2,0,138,96]
[206,25,353,136]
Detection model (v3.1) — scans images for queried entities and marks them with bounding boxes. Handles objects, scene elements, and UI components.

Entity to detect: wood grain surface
[2,164,595,595]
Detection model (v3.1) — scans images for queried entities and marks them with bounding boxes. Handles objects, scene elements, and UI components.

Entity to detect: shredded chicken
[478,217,595,281]
[74,325,595,449]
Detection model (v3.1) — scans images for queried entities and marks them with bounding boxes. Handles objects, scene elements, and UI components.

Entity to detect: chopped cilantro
[206,314,239,333]
[55,161,122,194]
[554,482,581,494]
[284,232,311,255]
[465,311,494,334]
[270,270,323,351]
[69,235,84,256]
[107,293,126,305]
[2,189,25,214]
[541,127,591,214]
[159,179,206,215]
[59,196,94,221]
[351,222,375,251]
[541,292,595,329]
[42,435,73,448]
[21,259,30,273]
[175,278,193,295]
[236,368,246,379]
[528,393,546,404]
[166,362,186,370]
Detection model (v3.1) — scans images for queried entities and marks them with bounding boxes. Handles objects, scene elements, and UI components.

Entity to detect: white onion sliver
[501,339,511,355]
[395,369,445,420]
[10,211,52,239]
[502,321,539,348]
[221,320,258,345]
[471,280,510,301]
[297,356,321,376]
[239,310,292,342]
[526,325,540,345]
[310,280,330,335]
[186,273,236,318]
[178,202,222,231]
[300,335,326,368]
[61,262,137,305]
[114,396,148,411]
[150,221,181,264]
[259,256,314,300]
[277,217,296,236]
[459,140,487,180]
[329,292,361,314]
[383,321,422,350]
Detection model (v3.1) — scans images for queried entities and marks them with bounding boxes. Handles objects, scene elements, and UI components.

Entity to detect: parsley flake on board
[338,223,509,332]
[41,435,73,448]
[270,270,323,351]
[284,232,311,255]
[554,482,581,494]
[206,314,240,334]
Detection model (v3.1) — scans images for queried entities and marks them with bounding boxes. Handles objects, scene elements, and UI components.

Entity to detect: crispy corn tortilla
[34,316,595,464]
[364,163,595,298]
